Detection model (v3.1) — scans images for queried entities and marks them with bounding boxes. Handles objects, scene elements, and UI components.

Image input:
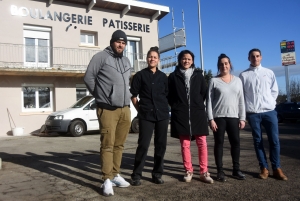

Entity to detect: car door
[297,104,300,118]
[290,104,300,119]
[84,100,99,131]
[282,104,292,119]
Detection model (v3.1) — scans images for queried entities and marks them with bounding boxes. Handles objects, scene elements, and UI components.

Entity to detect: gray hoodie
[84,46,131,107]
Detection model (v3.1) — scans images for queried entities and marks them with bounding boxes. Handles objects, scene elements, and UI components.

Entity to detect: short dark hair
[217,53,233,75]
[177,50,195,68]
[147,46,160,58]
[248,48,261,57]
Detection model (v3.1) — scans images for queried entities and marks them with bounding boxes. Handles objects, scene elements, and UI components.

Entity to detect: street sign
[280,41,295,53]
[280,40,296,66]
[281,52,296,66]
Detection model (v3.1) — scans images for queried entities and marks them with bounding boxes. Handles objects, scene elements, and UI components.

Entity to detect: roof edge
[102,0,170,13]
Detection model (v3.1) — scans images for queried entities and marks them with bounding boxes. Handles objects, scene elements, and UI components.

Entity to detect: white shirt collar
[249,64,262,71]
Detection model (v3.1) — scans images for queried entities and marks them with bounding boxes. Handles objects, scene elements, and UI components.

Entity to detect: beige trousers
[97,106,131,180]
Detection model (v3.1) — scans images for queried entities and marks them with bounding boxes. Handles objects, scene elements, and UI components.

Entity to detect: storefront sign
[103,18,150,33]
[10,5,151,32]
[10,5,92,25]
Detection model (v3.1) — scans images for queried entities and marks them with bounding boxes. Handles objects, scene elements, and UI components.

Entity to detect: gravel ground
[0,123,299,201]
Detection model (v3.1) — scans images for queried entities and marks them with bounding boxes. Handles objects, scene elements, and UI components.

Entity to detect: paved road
[0,123,299,201]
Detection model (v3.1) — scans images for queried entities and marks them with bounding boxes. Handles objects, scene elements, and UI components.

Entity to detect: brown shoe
[273,168,288,181]
[259,168,269,179]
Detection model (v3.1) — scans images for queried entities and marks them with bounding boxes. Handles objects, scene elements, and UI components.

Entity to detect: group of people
[84,30,288,197]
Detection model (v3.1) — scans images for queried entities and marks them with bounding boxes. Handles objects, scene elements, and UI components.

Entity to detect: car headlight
[54,115,64,120]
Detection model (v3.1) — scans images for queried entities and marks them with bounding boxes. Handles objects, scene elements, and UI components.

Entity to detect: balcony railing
[0,43,178,73]
[160,56,177,69]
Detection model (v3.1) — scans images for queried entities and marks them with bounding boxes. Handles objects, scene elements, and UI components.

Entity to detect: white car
[45,95,138,137]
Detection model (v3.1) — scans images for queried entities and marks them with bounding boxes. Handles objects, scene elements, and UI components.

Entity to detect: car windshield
[70,96,93,108]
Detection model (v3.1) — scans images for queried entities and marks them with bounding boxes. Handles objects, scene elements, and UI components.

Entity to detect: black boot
[216,171,226,182]
[232,170,245,180]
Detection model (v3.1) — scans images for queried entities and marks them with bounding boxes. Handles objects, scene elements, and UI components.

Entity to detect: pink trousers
[179,135,208,174]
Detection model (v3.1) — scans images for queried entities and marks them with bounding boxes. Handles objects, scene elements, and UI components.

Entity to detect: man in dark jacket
[84,30,131,196]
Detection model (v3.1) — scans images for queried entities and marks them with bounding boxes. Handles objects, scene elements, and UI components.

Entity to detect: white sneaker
[101,179,114,196]
[183,171,193,182]
[200,172,214,184]
[111,174,130,188]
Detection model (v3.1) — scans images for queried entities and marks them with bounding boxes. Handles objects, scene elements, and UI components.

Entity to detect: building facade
[0,0,169,136]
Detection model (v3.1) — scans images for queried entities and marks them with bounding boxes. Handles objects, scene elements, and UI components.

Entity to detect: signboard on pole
[280,41,296,66]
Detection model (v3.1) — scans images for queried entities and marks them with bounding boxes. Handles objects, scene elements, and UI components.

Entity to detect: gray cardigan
[84,46,132,107]
[206,76,245,121]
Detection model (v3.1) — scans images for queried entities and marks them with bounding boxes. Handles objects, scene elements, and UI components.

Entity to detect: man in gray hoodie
[84,30,132,196]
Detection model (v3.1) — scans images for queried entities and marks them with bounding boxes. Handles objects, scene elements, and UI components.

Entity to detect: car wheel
[70,120,85,137]
[131,118,139,133]
[277,115,283,123]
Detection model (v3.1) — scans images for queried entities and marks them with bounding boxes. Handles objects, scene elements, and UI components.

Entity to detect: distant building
[0,0,169,136]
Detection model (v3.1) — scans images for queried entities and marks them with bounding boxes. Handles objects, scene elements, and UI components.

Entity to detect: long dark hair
[177,50,195,68]
[217,53,233,75]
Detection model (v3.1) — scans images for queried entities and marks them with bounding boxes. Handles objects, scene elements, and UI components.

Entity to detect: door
[85,100,99,130]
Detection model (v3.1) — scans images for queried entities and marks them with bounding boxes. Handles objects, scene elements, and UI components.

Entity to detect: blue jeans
[246,110,281,170]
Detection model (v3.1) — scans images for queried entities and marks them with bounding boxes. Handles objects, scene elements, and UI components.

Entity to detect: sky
[150,0,300,93]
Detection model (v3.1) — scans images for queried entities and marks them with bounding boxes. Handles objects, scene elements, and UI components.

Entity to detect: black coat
[130,68,169,121]
[168,67,209,139]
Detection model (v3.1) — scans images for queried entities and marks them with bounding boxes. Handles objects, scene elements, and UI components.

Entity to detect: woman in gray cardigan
[206,53,246,182]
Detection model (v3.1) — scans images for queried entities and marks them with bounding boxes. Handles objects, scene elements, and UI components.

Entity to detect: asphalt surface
[0,123,299,201]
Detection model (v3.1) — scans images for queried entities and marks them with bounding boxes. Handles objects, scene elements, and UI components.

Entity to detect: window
[22,84,53,112]
[23,25,51,68]
[76,84,89,101]
[80,31,97,46]
[125,36,141,68]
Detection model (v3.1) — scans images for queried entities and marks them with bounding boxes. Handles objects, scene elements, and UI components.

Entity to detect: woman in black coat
[168,50,213,184]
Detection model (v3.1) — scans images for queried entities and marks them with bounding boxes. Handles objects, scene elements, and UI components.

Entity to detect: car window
[71,96,93,108]
[84,100,95,110]
[291,105,300,110]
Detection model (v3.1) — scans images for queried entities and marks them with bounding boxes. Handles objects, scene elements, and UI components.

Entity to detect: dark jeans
[246,110,281,170]
[131,118,169,180]
[213,117,240,171]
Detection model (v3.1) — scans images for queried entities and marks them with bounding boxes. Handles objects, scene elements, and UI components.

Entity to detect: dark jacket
[168,67,209,138]
[130,68,169,121]
[84,46,131,108]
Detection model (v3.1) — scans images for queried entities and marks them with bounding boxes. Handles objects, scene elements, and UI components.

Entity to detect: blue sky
[151,0,300,93]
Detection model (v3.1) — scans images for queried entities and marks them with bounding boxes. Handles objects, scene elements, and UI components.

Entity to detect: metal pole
[197,0,204,71]
[285,65,291,102]
[172,8,177,57]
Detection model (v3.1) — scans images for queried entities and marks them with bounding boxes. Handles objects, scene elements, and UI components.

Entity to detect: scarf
[179,67,194,101]
[180,67,194,89]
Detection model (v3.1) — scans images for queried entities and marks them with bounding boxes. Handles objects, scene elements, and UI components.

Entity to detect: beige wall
[0,0,163,137]
[0,0,159,53]
[0,75,84,136]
